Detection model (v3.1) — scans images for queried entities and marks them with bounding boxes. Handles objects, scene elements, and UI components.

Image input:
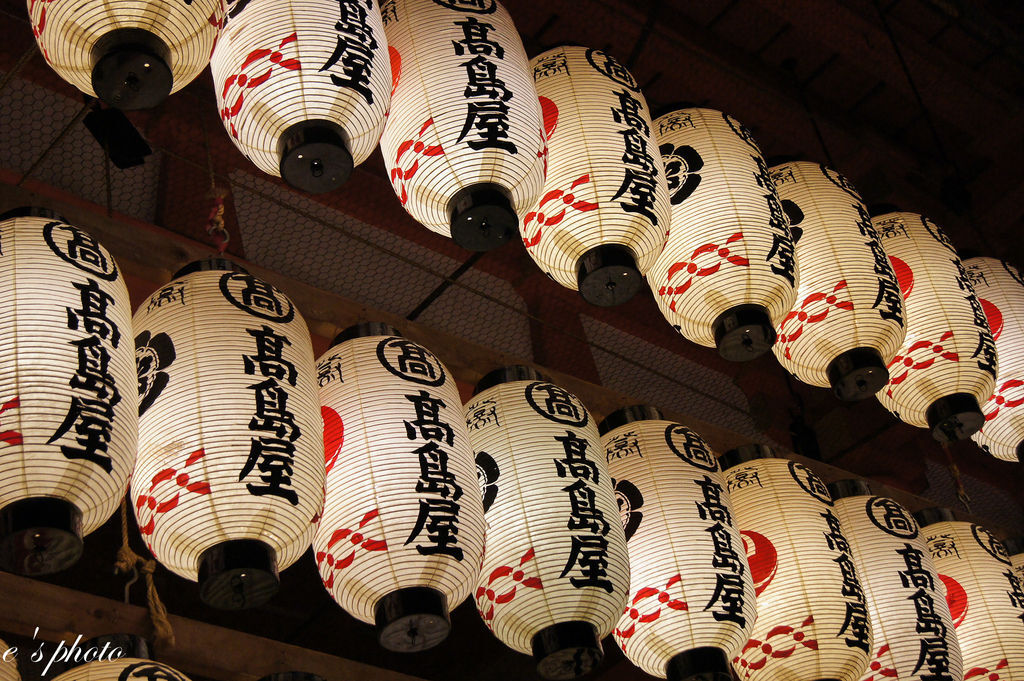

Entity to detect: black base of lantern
[712,304,775,362]
[448,183,517,251]
[198,539,279,610]
[718,443,775,471]
[576,245,642,307]
[1018,440,1024,463]
[91,28,172,110]
[912,506,956,529]
[0,497,83,576]
[666,647,732,681]
[278,120,353,194]
[531,621,602,680]
[375,587,450,652]
[926,393,984,443]
[598,405,664,436]
[827,347,889,401]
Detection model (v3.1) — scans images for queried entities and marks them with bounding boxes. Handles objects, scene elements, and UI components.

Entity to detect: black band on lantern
[91,28,172,110]
[258,673,327,681]
[711,304,776,362]
[374,587,450,653]
[0,497,83,576]
[1003,536,1024,557]
[598,405,664,435]
[826,347,888,401]
[278,120,353,194]
[912,506,957,529]
[666,647,733,681]
[827,478,873,500]
[718,443,775,471]
[926,393,984,443]
[173,258,249,279]
[198,539,279,610]
[0,206,69,223]
[531,621,603,681]
[473,365,545,395]
[576,245,642,307]
[332,322,401,346]
[448,183,517,252]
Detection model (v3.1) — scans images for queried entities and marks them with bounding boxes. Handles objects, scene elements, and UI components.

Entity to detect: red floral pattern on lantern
[964,659,1009,681]
[658,232,749,309]
[475,547,543,625]
[733,615,817,679]
[0,396,23,447]
[522,174,598,248]
[984,379,1024,424]
[28,0,56,60]
[614,573,689,648]
[316,508,388,589]
[864,643,898,681]
[220,32,301,138]
[777,280,855,360]
[135,447,212,538]
[885,331,958,398]
[390,118,444,206]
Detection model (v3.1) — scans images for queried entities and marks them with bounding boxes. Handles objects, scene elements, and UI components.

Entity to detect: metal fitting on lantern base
[598,405,664,435]
[827,347,888,401]
[375,587,450,652]
[198,539,279,610]
[532,621,603,681]
[0,497,83,576]
[712,304,775,362]
[718,443,775,472]
[473,365,545,396]
[912,506,956,529]
[666,647,733,681]
[826,478,873,501]
[926,393,984,443]
[448,183,517,252]
[91,28,172,110]
[576,245,642,307]
[278,120,353,194]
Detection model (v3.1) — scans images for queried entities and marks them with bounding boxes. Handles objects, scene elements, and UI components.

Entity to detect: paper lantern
[874,212,997,441]
[1007,537,1024,585]
[769,162,905,400]
[962,257,1024,461]
[600,406,756,681]
[27,0,225,109]
[525,46,671,306]
[50,656,191,681]
[0,210,137,576]
[314,323,484,652]
[210,0,391,194]
[828,480,963,681]
[721,446,872,681]
[0,638,18,681]
[131,259,323,609]
[379,0,545,251]
[648,108,797,360]
[465,366,629,679]
[914,509,1024,680]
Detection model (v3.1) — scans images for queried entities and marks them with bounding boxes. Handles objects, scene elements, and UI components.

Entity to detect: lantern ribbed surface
[379,0,545,249]
[769,162,905,399]
[465,378,629,678]
[603,418,756,680]
[648,108,797,355]
[210,0,391,189]
[874,212,996,438]
[963,257,1024,461]
[0,215,137,574]
[525,46,670,302]
[0,639,18,681]
[919,520,1024,680]
[723,456,872,681]
[313,332,484,649]
[131,267,323,586]
[1011,543,1024,587]
[831,492,962,681]
[51,658,191,681]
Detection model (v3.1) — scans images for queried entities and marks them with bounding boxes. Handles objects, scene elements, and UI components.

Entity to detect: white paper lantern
[1007,537,1024,586]
[721,446,872,681]
[914,509,1024,681]
[131,259,323,609]
[314,323,484,652]
[0,638,18,681]
[963,257,1024,461]
[648,109,797,361]
[0,210,137,576]
[378,0,545,251]
[465,366,630,680]
[27,0,225,109]
[769,162,905,400]
[51,657,192,681]
[525,46,671,306]
[210,0,391,194]
[600,406,756,681]
[828,481,963,681]
[874,212,997,441]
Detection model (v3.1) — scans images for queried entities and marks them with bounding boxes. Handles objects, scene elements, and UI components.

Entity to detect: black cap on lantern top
[1003,536,1024,556]
[0,497,83,576]
[531,621,603,681]
[576,245,642,307]
[827,478,873,500]
[198,539,279,610]
[712,304,776,362]
[718,443,775,471]
[173,257,249,279]
[912,506,957,529]
[666,647,733,681]
[258,673,327,681]
[926,393,984,443]
[448,183,517,252]
[867,203,901,218]
[374,586,451,653]
[473,365,546,395]
[598,405,664,435]
[278,120,353,195]
[0,206,69,223]
[332,322,401,346]
[827,347,889,401]
[91,28,173,110]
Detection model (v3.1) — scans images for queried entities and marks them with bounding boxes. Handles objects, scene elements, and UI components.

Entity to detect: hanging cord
[200,115,230,254]
[941,443,972,512]
[115,496,176,649]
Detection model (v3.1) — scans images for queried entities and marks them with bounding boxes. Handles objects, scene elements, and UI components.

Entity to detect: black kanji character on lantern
[244,325,297,386]
[319,0,378,105]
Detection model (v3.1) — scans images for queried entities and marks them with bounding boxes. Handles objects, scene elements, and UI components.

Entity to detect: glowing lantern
[210,0,391,194]
[874,212,997,441]
[649,108,797,360]
[27,0,225,109]
[720,445,872,681]
[525,46,670,306]
[769,161,905,400]
[962,257,1024,460]
[828,480,963,681]
[1,639,18,681]
[131,259,323,609]
[379,0,545,251]
[1007,537,1024,584]
[314,323,484,652]
[914,508,1024,680]
[50,655,191,681]
[601,406,756,681]
[0,210,137,576]
[465,366,629,679]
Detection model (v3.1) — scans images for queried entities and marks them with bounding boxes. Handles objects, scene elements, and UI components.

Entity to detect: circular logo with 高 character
[43,221,119,281]
[585,48,639,91]
[218,272,294,322]
[788,461,832,505]
[525,381,588,427]
[118,662,190,681]
[865,496,918,539]
[376,337,446,386]
[972,524,1010,565]
[665,424,718,472]
[431,0,496,13]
